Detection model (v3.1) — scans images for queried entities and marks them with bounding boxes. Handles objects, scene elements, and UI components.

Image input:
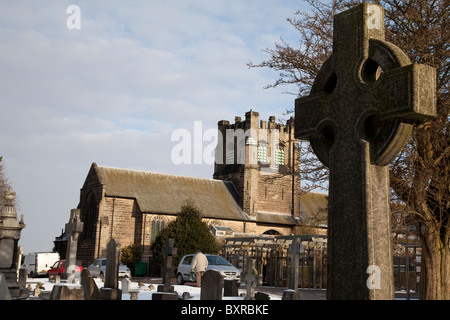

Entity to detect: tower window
[227,149,235,164]
[258,144,267,163]
[275,148,285,165]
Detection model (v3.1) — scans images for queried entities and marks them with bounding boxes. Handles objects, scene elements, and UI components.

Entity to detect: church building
[66,110,328,267]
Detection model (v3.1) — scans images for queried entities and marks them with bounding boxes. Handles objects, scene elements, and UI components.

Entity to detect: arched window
[150,216,165,243]
[81,192,98,240]
[258,143,267,163]
[275,148,285,165]
[227,149,235,164]
[263,229,281,235]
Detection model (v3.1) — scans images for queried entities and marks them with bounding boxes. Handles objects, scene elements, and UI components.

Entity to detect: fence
[393,244,421,298]
[221,235,327,288]
[222,236,421,295]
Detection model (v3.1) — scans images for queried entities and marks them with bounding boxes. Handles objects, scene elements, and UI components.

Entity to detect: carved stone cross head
[295,3,436,167]
[65,209,84,238]
[163,238,177,257]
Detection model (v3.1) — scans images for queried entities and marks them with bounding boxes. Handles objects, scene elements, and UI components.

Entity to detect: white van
[21,252,60,277]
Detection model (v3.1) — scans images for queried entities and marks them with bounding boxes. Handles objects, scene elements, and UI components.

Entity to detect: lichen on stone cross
[294,3,436,300]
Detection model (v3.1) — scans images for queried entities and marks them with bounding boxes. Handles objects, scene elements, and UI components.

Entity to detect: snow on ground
[25,277,282,300]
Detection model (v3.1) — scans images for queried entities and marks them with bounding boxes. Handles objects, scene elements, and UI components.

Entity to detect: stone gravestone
[80,269,99,300]
[161,238,177,288]
[121,277,130,294]
[0,187,25,298]
[99,238,122,300]
[64,209,84,280]
[49,283,84,300]
[241,259,258,300]
[287,237,301,290]
[223,279,239,297]
[311,239,325,289]
[153,238,178,300]
[200,270,223,300]
[295,3,436,299]
[285,237,302,300]
[18,268,29,299]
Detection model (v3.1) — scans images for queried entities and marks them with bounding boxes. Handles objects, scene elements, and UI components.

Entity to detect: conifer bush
[150,201,221,268]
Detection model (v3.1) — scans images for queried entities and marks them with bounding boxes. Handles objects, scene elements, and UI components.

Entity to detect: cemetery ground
[23,275,419,301]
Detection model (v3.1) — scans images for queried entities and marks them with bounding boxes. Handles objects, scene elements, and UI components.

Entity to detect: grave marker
[200,270,223,300]
[64,209,83,279]
[295,3,436,299]
[153,238,178,300]
[0,187,25,298]
[241,259,258,300]
[287,237,302,290]
[99,238,122,300]
[80,269,99,300]
[162,238,177,286]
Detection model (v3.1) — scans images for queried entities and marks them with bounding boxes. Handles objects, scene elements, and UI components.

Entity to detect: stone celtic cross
[64,209,83,279]
[295,3,436,299]
[162,238,177,286]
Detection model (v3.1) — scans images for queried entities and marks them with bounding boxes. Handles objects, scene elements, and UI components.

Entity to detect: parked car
[87,258,131,279]
[22,252,60,277]
[47,260,83,277]
[176,254,241,285]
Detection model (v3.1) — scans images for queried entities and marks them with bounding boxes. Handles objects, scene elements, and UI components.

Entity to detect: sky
[0,0,308,254]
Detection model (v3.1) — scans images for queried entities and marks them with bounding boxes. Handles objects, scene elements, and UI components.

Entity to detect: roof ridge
[96,164,226,183]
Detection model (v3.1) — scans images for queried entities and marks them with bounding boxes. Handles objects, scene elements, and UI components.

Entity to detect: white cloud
[0,0,307,253]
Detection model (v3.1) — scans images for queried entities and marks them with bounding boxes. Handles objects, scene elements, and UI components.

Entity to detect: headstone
[129,291,138,300]
[18,268,27,289]
[311,240,324,289]
[287,237,302,290]
[255,292,270,300]
[282,289,302,300]
[223,279,239,297]
[121,277,131,294]
[38,290,51,300]
[80,269,99,300]
[241,259,258,300]
[200,270,223,300]
[64,209,84,279]
[157,284,174,293]
[0,187,25,298]
[49,284,84,300]
[33,283,42,297]
[295,3,436,300]
[162,238,177,288]
[99,238,122,300]
[152,291,179,300]
[153,266,179,300]
[181,292,191,300]
[18,268,29,299]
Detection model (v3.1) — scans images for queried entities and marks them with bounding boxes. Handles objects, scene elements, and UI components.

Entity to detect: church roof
[299,192,328,227]
[93,164,250,222]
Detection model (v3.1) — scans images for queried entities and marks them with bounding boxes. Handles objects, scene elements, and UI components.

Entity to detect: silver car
[176,254,241,285]
[87,258,131,279]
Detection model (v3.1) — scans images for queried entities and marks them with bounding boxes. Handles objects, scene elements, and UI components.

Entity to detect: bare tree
[0,156,11,206]
[249,0,449,299]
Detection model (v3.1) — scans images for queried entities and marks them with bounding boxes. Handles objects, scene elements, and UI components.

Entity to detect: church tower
[214,110,300,219]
